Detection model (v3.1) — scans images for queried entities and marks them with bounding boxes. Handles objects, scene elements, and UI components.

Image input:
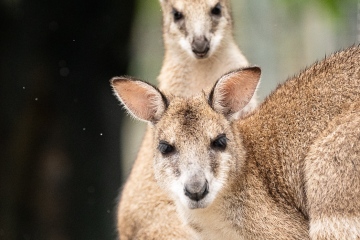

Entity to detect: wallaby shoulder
[238,45,360,217]
[304,101,360,238]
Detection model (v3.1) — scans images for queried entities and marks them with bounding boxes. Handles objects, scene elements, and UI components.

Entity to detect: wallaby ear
[111,77,168,124]
[208,67,261,120]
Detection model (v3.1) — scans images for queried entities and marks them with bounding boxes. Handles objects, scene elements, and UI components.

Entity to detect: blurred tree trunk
[0,0,135,239]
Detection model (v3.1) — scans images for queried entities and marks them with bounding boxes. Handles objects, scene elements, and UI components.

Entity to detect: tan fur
[158,0,251,100]
[305,102,360,240]
[114,46,360,239]
[116,1,252,239]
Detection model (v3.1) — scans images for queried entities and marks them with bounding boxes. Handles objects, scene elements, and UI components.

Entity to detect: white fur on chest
[177,202,244,240]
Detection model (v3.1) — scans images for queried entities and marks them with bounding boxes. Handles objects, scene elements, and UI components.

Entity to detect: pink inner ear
[126,86,154,119]
[215,68,260,115]
[113,80,157,121]
[223,71,257,112]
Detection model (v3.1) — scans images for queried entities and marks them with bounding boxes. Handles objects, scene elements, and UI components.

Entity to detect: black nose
[191,36,210,58]
[184,180,209,201]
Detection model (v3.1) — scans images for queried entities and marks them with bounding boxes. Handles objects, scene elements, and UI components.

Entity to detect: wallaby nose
[184,179,209,201]
[191,36,210,58]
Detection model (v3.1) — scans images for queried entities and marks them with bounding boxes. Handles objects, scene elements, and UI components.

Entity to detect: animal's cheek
[209,151,220,177]
[169,20,186,37]
[153,155,181,183]
[173,168,181,178]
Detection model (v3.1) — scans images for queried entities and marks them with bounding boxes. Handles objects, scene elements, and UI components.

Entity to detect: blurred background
[0,0,358,239]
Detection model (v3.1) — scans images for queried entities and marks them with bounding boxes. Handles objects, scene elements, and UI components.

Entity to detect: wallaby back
[304,101,360,239]
[239,45,360,216]
[233,45,360,239]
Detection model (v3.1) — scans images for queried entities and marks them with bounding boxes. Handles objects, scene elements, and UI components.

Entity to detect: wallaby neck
[158,36,248,97]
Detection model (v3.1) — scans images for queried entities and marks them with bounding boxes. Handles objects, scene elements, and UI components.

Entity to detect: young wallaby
[158,0,251,102]
[112,46,360,239]
[116,0,254,239]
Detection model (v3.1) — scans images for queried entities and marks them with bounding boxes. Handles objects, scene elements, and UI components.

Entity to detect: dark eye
[172,9,183,21]
[211,3,222,16]
[211,134,228,150]
[158,140,175,155]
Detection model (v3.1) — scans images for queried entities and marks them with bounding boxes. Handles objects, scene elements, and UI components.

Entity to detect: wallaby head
[159,0,233,59]
[111,67,260,210]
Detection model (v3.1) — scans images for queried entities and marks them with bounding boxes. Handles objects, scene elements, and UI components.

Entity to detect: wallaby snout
[191,36,210,58]
[184,176,209,203]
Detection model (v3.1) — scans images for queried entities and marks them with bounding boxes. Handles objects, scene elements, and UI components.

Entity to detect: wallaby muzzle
[191,36,210,58]
[184,177,209,202]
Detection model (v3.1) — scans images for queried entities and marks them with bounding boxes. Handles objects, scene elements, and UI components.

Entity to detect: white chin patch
[187,198,209,209]
[171,179,222,210]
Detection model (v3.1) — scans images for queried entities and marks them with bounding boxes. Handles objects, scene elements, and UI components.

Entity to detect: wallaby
[116,0,254,239]
[112,46,360,239]
[157,0,251,101]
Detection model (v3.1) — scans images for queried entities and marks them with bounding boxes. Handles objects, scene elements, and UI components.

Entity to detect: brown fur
[116,0,252,239]
[114,46,360,239]
[305,102,360,239]
[232,46,360,239]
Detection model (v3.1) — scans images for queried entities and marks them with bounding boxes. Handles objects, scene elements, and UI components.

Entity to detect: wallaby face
[153,96,235,209]
[160,0,233,59]
[112,68,260,210]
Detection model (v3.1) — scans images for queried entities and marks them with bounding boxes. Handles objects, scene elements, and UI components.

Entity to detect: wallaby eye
[211,134,228,150]
[211,3,222,16]
[158,140,175,155]
[172,8,184,21]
